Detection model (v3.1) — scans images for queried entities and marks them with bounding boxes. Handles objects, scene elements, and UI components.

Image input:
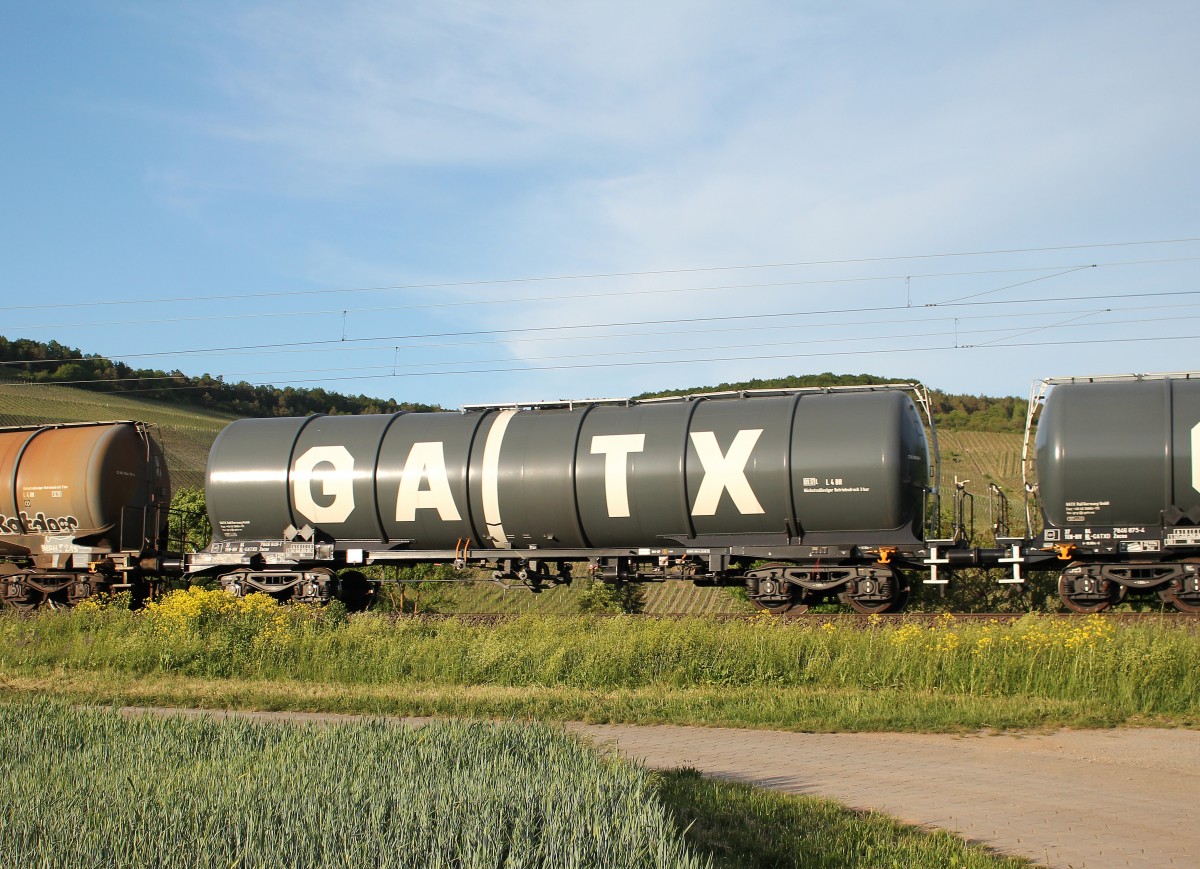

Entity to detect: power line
[5,287,1199,372]
[75,287,1200,360]
[12,255,1195,332]
[155,297,1200,359]
[6,237,1200,313]
[928,265,1096,306]
[8,314,1198,389]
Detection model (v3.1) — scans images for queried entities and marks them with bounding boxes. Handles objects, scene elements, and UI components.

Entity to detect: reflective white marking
[292,445,357,524]
[689,429,765,516]
[482,411,517,546]
[395,441,461,522]
[209,470,288,483]
[590,433,645,518]
[1192,421,1200,495]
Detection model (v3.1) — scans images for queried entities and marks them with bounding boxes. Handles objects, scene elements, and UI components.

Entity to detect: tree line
[635,372,1028,432]
[0,337,440,417]
[0,338,1025,430]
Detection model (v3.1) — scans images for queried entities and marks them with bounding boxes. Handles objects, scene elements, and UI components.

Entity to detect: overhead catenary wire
[8,331,1198,394]
[927,265,1097,305]
[114,296,1200,360]
[4,286,1200,369]
[5,237,1200,314]
[67,306,1200,380]
[40,286,1200,361]
[7,255,1200,333]
[2,234,1197,400]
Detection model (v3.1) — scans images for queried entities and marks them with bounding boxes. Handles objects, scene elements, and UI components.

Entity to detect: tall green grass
[1,590,1196,730]
[0,700,706,868]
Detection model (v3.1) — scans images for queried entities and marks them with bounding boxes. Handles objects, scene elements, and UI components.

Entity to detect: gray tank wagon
[5,374,1200,614]
[0,421,177,609]
[192,386,936,613]
[1029,374,1200,612]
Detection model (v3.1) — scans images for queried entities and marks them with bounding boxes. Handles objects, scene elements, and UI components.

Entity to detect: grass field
[0,701,1031,869]
[2,591,1195,731]
[0,701,705,868]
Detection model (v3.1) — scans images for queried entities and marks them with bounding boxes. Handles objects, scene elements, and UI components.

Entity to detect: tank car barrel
[204,390,931,555]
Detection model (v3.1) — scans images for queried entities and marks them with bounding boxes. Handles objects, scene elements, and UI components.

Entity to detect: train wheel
[1057,566,1125,613]
[3,584,53,612]
[0,568,73,612]
[838,566,909,614]
[1158,562,1200,613]
[745,564,809,615]
[336,570,374,612]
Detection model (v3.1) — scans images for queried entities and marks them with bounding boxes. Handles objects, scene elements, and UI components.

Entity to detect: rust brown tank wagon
[2,374,1200,613]
[0,421,177,609]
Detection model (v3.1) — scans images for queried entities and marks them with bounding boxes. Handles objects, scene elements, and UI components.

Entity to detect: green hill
[0,381,235,491]
[636,372,1029,433]
[0,374,1031,518]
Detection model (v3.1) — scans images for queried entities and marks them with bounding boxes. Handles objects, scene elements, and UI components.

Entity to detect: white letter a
[396,442,461,522]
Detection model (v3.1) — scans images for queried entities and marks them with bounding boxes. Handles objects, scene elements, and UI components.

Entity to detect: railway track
[399,610,1198,625]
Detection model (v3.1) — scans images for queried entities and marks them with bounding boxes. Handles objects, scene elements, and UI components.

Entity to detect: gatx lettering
[690,430,765,516]
[292,445,356,524]
[395,442,461,522]
[289,427,771,528]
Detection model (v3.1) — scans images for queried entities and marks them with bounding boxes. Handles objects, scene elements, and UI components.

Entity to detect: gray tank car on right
[1034,375,1200,612]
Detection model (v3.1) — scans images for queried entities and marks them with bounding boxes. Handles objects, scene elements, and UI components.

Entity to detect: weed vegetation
[1,589,1196,730]
[657,768,1032,868]
[0,700,704,868]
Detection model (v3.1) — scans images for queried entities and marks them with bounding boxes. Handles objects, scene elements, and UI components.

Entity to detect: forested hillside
[0,337,440,418]
[636,372,1028,432]
[1,338,1027,433]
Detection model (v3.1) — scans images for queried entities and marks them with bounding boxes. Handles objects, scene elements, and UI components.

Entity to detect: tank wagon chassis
[191,535,939,614]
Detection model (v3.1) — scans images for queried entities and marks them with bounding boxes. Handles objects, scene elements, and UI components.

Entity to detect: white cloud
[121,1,1200,403]
[174,0,758,170]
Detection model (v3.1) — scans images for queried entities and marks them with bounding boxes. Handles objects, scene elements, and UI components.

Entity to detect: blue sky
[3,1,1198,408]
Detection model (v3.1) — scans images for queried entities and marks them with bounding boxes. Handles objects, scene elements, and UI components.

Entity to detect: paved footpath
[129,708,1199,869]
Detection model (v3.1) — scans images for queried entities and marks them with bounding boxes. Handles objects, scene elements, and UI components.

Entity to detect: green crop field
[0,700,1031,869]
[0,381,234,491]
[939,430,1025,497]
[0,701,706,868]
